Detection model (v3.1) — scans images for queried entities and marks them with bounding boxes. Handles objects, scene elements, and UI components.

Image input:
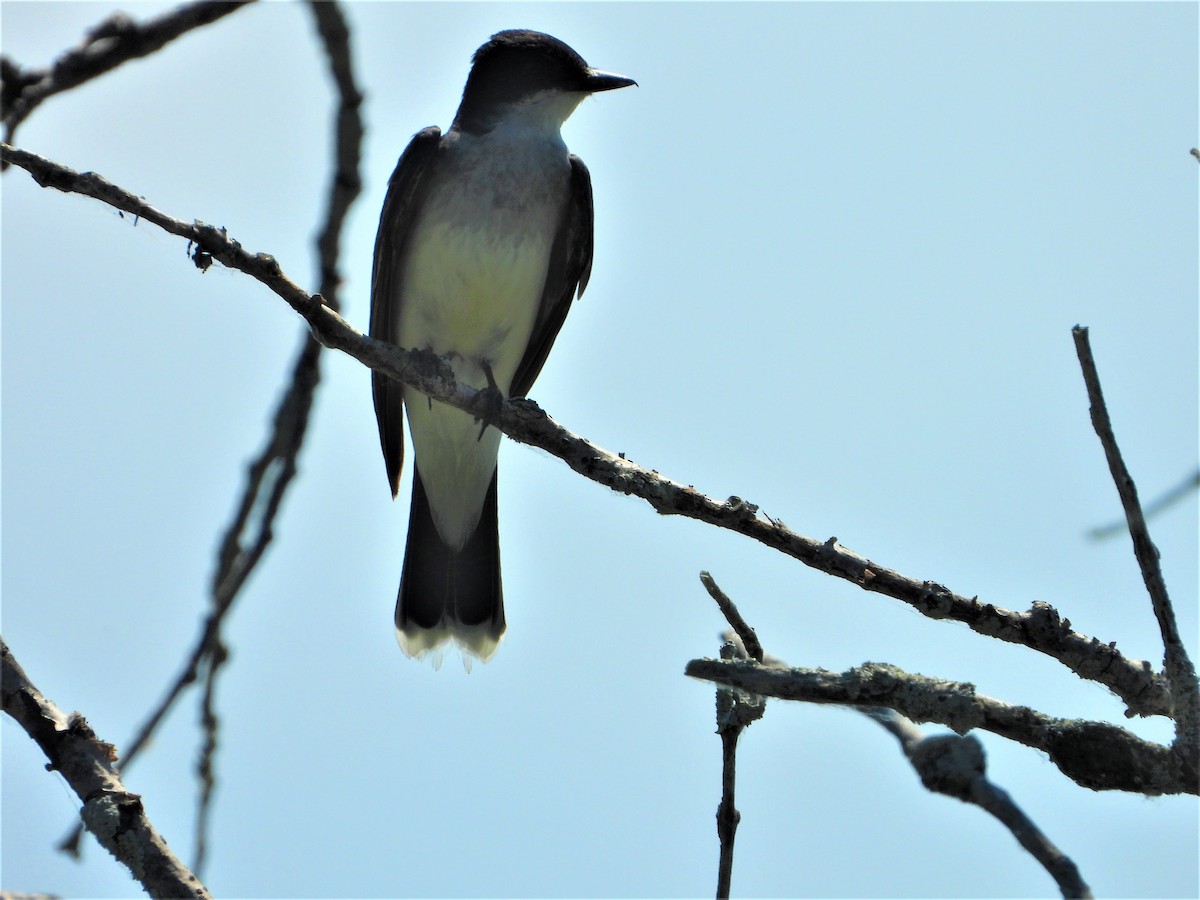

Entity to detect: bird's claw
[472,361,504,442]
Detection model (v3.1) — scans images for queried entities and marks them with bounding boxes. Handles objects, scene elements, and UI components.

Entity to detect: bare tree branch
[700,582,770,899]
[685,657,1197,795]
[20,2,368,861]
[1,637,212,899]
[0,142,1176,723]
[700,571,763,663]
[193,642,221,877]
[713,638,763,900]
[698,575,1098,896]
[1072,326,1200,760]
[184,1,365,871]
[701,585,1097,896]
[1,1,253,148]
[308,0,363,302]
[866,709,1093,898]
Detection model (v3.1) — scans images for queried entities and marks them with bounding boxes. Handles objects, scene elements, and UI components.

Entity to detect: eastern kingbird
[369,30,635,660]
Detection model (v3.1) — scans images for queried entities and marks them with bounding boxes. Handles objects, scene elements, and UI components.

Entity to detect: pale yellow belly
[396,218,550,393]
[394,217,552,549]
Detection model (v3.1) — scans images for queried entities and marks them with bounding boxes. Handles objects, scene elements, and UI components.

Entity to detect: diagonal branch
[1,1,253,147]
[2,637,212,899]
[185,2,364,871]
[685,657,1197,796]
[307,0,363,303]
[31,3,368,862]
[700,571,764,663]
[1072,326,1199,756]
[0,141,1174,721]
[867,709,1092,898]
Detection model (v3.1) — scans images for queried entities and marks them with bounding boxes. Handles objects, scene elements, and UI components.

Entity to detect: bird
[369,30,635,661]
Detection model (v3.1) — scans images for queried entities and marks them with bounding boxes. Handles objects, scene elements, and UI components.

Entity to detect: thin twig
[700,572,763,662]
[1088,467,1200,540]
[712,637,767,899]
[698,578,771,897]
[703,581,771,897]
[715,672,744,900]
[186,0,365,870]
[1072,326,1199,758]
[1,1,253,147]
[2,637,212,899]
[308,0,363,303]
[1,142,1175,722]
[21,1,368,858]
[193,641,222,875]
[686,657,1197,795]
[169,343,315,865]
[866,709,1092,898]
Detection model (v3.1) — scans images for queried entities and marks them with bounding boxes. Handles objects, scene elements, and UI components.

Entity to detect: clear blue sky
[3,2,1197,897]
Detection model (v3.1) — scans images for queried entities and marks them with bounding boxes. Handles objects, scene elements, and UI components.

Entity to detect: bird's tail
[395,469,505,661]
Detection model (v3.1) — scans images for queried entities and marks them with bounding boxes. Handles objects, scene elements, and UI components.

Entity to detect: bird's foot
[472,361,504,442]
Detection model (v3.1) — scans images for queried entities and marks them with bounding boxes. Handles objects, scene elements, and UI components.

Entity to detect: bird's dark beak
[585,68,638,92]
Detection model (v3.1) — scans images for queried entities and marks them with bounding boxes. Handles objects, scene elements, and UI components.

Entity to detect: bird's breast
[394,141,569,394]
[397,218,549,388]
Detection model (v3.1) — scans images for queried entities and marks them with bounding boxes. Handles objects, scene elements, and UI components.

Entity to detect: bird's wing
[369,126,442,498]
[510,154,595,399]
